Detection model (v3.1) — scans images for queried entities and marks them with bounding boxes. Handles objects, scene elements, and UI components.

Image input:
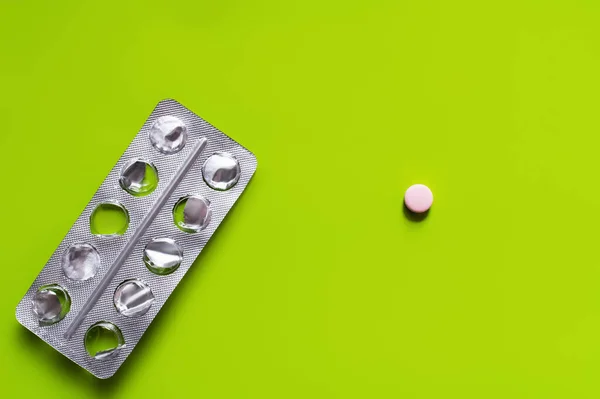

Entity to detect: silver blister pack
[15,99,257,378]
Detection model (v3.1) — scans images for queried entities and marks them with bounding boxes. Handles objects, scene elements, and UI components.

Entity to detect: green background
[1,0,600,397]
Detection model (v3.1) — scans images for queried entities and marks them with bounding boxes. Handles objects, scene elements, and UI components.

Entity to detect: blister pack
[15,99,257,378]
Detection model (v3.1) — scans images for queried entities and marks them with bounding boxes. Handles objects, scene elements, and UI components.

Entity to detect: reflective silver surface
[119,159,158,196]
[113,279,155,317]
[85,321,125,360]
[31,284,70,325]
[202,152,241,191]
[15,99,258,379]
[149,115,187,154]
[143,238,183,275]
[173,195,212,233]
[61,243,100,281]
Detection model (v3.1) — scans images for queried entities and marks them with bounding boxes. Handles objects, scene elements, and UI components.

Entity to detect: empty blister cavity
[202,152,241,191]
[90,202,129,236]
[149,116,187,154]
[62,243,100,281]
[15,100,258,379]
[63,138,209,341]
[114,279,155,317]
[119,159,159,196]
[32,284,71,326]
[85,322,125,360]
[173,195,212,233]
[144,238,183,275]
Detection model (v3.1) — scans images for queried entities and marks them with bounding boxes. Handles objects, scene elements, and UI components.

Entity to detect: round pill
[404,184,433,213]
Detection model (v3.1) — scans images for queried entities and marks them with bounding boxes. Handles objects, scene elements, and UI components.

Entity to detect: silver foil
[15,99,257,378]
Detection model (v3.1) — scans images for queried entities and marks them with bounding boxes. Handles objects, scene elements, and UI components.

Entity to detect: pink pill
[404,184,433,213]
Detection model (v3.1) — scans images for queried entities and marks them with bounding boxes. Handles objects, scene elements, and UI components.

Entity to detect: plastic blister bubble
[15,99,257,379]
